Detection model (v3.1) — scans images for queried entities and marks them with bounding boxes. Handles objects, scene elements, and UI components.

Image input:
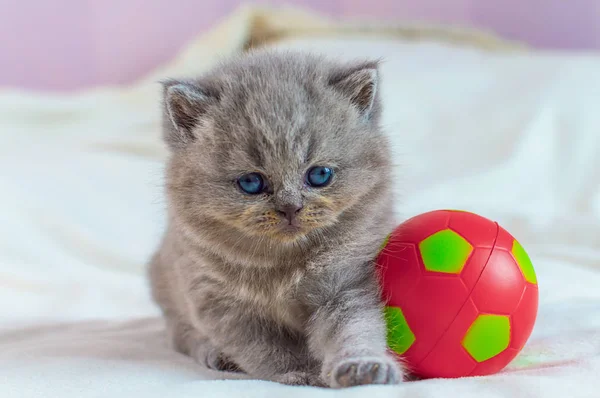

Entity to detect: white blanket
[2,33,600,397]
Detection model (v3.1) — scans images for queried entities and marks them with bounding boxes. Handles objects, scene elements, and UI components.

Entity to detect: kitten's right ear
[162,80,214,150]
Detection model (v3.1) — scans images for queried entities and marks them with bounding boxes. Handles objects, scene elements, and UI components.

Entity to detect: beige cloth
[147,4,524,84]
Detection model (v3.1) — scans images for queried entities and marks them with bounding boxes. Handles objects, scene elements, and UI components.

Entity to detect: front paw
[193,345,240,372]
[325,355,404,388]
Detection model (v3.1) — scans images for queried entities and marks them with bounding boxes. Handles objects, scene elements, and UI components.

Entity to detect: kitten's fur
[149,50,404,387]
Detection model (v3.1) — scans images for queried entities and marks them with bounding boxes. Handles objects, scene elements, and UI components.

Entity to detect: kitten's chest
[234,267,308,331]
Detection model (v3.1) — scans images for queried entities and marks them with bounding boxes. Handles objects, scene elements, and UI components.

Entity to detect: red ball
[376,210,538,379]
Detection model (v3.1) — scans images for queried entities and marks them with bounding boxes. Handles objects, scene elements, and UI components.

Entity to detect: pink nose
[276,204,303,224]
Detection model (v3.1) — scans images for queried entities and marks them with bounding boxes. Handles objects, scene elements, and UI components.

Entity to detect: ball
[376,210,538,378]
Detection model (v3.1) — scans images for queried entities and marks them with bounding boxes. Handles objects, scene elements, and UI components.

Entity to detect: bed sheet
[1,36,599,397]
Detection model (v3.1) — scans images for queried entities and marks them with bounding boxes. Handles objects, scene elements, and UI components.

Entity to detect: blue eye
[237,173,265,194]
[306,166,333,187]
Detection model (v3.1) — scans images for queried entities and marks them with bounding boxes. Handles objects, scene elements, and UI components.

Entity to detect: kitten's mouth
[280,224,302,233]
[275,220,306,239]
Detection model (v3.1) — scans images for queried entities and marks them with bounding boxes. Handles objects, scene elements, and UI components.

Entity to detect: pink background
[1,0,599,91]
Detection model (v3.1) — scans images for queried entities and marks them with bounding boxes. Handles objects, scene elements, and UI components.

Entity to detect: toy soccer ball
[376,210,538,378]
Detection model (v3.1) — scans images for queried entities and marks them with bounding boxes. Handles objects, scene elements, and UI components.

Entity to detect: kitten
[148,50,404,387]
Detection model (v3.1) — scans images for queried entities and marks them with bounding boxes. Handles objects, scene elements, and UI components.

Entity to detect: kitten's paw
[273,371,325,387]
[194,345,240,372]
[326,355,404,388]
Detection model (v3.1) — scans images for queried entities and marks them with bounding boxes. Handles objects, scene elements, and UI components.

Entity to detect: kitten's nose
[276,204,303,224]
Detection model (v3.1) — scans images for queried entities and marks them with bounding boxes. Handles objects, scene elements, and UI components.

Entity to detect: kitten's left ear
[329,61,379,119]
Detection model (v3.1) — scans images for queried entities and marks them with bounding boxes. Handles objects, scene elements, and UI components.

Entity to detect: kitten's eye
[306,166,333,188]
[237,173,265,194]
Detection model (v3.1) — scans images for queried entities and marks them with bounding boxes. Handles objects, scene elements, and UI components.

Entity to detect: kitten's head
[163,51,390,244]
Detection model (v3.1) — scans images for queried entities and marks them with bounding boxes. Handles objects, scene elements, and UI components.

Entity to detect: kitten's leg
[167,319,239,372]
[219,317,322,385]
[196,306,322,386]
[304,265,405,388]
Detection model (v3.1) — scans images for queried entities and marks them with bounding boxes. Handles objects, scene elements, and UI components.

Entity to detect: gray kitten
[148,50,405,387]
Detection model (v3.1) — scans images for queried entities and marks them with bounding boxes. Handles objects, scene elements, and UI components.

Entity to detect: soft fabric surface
[2,8,600,398]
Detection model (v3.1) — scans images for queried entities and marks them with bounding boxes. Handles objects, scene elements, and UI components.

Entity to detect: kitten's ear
[329,62,379,119]
[162,80,215,150]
